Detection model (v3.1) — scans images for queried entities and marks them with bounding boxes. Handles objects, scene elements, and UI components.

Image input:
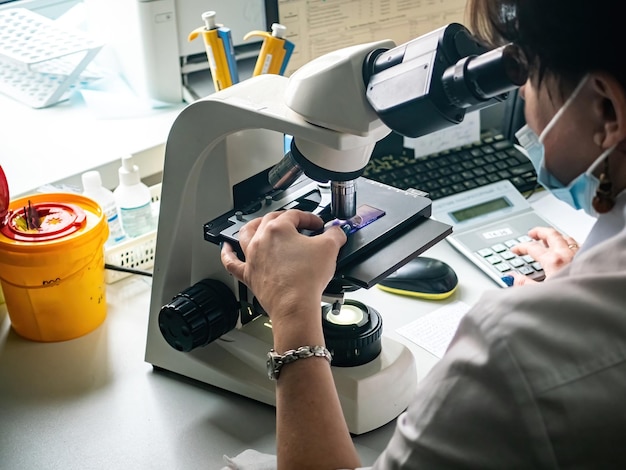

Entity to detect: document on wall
[403,110,481,158]
[278,0,468,76]
[396,301,471,358]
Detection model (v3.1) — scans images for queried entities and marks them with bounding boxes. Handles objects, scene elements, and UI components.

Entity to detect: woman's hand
[222,210,360,468]
[509,226,579,286]
[220,209,347,323]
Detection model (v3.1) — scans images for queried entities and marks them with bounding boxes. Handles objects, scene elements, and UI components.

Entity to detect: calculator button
[518,235,533,243]
[486,255,503,264]
[518,265,535,275]
[500,250,516,260]
[509,257,525,268]
[478,248,495,257]
[491,243,508,253]
[531,262,543,271]
[521,255,535,263]
[505,239,519,248]
[494,262,512,273]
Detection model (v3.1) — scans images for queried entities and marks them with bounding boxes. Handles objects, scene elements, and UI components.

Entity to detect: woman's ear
[591,73,626,149]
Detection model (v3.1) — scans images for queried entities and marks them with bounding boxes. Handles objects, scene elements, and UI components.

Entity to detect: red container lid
[0,165,8,228]
[0,165,87,242]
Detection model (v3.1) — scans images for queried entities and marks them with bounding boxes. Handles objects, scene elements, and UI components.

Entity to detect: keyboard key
[492,140,512,150]
[509,162,535,176]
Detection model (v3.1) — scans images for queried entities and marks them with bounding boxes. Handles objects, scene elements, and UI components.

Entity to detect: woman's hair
[466,0,625,93]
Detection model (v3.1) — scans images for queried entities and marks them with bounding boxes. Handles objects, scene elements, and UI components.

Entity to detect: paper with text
[404,111,481,158]
[396,301,471,358]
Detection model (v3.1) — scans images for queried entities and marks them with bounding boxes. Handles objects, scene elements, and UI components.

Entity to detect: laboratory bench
[0,191,594,469]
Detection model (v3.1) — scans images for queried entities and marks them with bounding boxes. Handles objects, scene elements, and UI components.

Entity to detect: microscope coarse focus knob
[322,299,383,367]
[158,279,239,352]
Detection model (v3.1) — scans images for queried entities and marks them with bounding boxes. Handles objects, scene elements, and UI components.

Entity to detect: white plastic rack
[0,8,102,108]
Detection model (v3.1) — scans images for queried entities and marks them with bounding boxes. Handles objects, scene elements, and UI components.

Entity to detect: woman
[221,0,626,467]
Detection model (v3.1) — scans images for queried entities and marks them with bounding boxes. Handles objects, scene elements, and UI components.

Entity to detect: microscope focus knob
[158,279,239,352]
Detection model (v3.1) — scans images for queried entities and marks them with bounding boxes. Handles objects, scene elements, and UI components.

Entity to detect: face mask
[516,76,616,216]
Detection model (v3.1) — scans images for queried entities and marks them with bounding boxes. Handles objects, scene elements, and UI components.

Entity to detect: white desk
[0,190,595,469]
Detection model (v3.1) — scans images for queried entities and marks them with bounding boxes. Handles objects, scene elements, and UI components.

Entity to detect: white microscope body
[145,40,421,435]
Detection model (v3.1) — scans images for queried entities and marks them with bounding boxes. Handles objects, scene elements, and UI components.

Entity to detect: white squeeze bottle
[113,155,156,238]
[81,170,127,246]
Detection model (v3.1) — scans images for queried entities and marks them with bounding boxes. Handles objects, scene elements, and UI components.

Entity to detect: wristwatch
[266,345,332,380]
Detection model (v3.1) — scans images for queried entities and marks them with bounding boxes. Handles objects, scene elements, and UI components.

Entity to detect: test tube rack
[0,8,102,109]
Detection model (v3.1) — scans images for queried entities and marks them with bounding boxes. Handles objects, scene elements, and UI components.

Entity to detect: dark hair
[466,0,626,94]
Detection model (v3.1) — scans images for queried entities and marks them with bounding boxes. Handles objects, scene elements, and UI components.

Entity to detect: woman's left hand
[509,226,579,286]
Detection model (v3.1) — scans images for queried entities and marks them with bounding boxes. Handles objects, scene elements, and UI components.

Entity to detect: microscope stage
[205,177,452,289]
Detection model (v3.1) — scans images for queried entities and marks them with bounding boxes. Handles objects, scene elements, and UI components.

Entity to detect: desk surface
[0,189,595,469]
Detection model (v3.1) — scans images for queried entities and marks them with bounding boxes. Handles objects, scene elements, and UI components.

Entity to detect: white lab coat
[368,192,626,468]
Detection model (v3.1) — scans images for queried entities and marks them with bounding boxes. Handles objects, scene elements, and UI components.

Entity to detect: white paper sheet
[396,301,471,358]
[403,111,481,158]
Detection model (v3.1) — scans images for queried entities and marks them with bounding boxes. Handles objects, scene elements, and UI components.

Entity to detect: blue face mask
[515,76,616,216]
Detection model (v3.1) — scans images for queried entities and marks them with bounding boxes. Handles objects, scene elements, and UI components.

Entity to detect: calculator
[432,180,561,288]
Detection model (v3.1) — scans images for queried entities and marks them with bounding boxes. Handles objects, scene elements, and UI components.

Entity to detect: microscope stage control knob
[158,279,239,352]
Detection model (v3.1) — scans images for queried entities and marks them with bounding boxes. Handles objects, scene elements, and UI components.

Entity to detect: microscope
[145,23,526,434]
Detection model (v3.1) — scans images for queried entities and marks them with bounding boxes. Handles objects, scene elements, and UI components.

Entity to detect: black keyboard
[363,133,538,201]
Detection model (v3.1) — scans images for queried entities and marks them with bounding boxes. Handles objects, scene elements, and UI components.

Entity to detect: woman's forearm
[272,309,361,470]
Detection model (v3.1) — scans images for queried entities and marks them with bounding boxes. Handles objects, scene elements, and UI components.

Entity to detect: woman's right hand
[220,209,347,326]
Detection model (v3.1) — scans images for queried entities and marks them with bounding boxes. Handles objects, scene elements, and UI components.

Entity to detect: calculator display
[450,197,512,223]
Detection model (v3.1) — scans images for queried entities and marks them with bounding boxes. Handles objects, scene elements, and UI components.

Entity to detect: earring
[592,157,615,213]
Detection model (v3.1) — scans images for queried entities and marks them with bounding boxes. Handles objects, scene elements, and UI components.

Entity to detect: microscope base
[148,314,416,435]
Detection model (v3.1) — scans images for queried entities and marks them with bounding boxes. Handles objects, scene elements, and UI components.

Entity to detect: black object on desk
[378,256,458,300]
[363,131,538,201]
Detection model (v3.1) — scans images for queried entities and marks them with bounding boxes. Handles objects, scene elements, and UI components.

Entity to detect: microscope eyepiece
[442,43,527,108]
[363,23,528,138]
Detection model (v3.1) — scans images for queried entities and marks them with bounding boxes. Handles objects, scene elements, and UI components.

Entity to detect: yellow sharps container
[0,166,109,341]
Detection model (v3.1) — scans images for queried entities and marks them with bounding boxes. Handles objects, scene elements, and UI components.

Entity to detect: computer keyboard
[363,133,538,201]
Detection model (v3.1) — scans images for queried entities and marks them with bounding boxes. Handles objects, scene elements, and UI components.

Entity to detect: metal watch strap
[267,345,332,381]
